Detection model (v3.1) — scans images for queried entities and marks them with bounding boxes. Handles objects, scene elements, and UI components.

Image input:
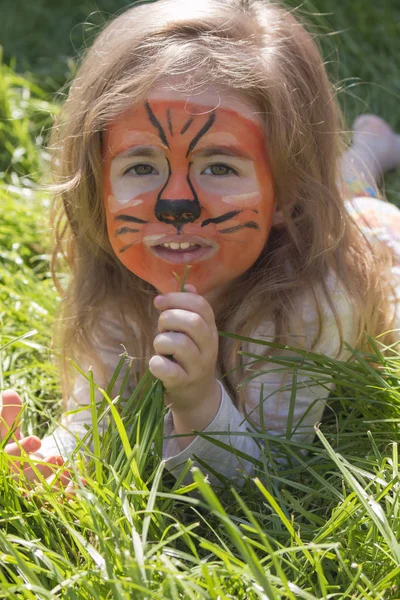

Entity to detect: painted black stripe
[119,242,137,254]
[201,210,242,227]
[186,171,198,203]
[219,222,260,234]
[167,109,173,136]
[115,215,148,224]
[186,112,216,157]
[157,157,172,203]
[116,227,140,236]
[180,117,194,135]
[145,102,170,148]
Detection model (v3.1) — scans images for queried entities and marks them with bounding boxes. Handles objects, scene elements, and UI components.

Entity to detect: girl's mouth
[146,236,219,264]
[151,242,217,264]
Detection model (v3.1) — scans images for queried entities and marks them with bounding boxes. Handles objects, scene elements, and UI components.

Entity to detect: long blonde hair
[50,0,395,406]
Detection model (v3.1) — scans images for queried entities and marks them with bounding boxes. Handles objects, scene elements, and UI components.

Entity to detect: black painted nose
[155,199,201,225]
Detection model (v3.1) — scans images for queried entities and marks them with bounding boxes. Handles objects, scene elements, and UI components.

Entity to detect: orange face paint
[103,94,275,294]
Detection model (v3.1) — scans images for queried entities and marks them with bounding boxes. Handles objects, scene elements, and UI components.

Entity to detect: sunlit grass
[1,336,400,598]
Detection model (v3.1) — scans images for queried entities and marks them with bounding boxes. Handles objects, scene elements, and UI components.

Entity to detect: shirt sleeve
[244,271,358,446]
[38,316,132,459]
[37,372,103,458]
[163,380,261,485]
[346,196,400,341]
[346,196,400,260]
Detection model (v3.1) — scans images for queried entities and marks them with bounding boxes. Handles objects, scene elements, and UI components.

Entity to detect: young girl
[2,0,400,487]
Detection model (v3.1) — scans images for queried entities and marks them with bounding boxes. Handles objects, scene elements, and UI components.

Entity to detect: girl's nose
[155,167,201,225]
[159,168,194,201]
[155,198,201,224]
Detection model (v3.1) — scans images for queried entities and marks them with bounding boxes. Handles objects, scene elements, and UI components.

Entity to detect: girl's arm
[39,378,99,458]
[40,316,132,459]
[149,286,263,485]
[163,379,262,485]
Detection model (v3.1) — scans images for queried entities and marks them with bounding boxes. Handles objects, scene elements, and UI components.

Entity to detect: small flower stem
[172,264,192,291]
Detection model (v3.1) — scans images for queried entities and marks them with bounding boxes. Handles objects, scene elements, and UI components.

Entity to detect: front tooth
[162,242,171,248]
[180,242,190,249]
[170,242,180,250]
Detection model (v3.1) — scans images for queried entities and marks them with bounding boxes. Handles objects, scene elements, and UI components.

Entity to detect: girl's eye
[203,164,238,176]
[125,163,158,176]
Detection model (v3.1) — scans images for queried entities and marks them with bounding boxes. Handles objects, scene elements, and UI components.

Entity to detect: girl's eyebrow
[194,146,253,160]
[112,144,253,160]
[113,145,164,160]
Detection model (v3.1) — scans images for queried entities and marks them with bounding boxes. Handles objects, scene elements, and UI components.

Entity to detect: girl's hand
[0,390,73,491]
[149,285,221,447]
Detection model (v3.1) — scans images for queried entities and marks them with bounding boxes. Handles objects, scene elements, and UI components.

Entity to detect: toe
[353,114,394,137]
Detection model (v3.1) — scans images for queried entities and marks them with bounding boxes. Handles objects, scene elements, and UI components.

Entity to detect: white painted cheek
[196,175,255,198]
[107,194,143,214]
[111,176,150,208]
[109,160,164,212]
[143,234,166,246]
[221,191,261,208]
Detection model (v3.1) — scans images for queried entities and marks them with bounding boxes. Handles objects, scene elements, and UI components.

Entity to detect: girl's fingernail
[56,456,64,466]
[26,437,39,451]
[184,284,197,293]
[154,295,164,306]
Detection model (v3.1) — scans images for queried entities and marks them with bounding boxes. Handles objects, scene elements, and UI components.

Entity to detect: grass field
[0,1,400,598]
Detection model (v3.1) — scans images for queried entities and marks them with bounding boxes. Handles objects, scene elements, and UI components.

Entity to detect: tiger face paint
[103,89,275,295]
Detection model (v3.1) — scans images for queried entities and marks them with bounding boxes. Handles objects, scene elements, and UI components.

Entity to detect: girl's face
[102,87,275,295]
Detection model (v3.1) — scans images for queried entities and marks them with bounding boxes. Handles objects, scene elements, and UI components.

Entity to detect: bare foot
[351,114,400,181]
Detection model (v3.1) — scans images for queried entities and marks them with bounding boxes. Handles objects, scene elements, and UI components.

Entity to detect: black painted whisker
[116,227,140,236]
[201,210,242,227]
[218,222,260,234]
[119,241,138,253]
[115,214,148,224]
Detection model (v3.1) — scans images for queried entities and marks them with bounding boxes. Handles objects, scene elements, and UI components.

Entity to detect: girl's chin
[153,278,231,306]
[153,278,222,296]
[155,283,212,294]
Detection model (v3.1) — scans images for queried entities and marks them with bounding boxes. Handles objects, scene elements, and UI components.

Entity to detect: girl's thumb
[183,284,197,293]
[0,390,23,441]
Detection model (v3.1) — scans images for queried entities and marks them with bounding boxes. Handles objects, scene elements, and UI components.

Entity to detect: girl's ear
[272,205,285,227]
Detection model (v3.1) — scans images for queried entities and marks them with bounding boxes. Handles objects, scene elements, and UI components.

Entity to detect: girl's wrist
[169,379,222,450]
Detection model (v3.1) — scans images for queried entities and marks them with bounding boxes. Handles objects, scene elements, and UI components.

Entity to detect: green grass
[1,333,400,597]
[0,1,400,598]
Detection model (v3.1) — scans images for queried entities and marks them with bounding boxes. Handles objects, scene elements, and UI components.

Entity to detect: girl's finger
[0,390,23,440]
[154,292,216,331]
[148,354,187,388]
[64,478,83,500]
[5,436,41,457]
[157,309,215,354]
[183,284,197,293]
[153,331,200,371]
[23,456,64,483]
[48,467,73,490]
